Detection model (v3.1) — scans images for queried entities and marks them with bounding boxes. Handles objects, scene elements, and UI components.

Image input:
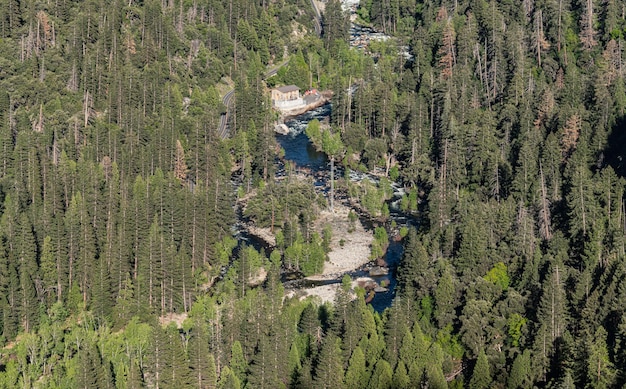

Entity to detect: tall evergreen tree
[469,348,492,389]
[313,334,345,389]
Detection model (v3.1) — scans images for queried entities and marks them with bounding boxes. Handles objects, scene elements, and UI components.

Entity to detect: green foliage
[469,349,492,389]
[314,334,345,388]
[218,366,241,389]
[368,359,393,388]
[322,224,333,252]
[484,262,510,291]
[508,350,531,389]
[245,182,320,229]
[281,51,311,90]
[507,314,527,348]
[586,326,616,388]
[0,0,626,387]
[306,119,322,146]
[344,346,368,388]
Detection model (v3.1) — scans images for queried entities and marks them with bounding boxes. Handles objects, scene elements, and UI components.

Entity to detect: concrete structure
[272,85,303,109]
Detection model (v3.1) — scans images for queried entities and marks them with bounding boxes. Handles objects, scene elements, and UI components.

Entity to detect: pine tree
[469,348,492,389]
[368,359,393,389]
[313,334,345,389]
[565,144,596,244]
[39,236,57,306]
[174,139,188,183]
[127,360,146,389]
[162,324,192,389]
[322,0,349,49]
[147,324,167,389]
[16,214,39,333]
[188,326,215,389]
[92,254,112,323]
[580,0,597,49]
[534,262,567,378]
[586,326,616,388]
[433,262,456,328]
[460,299,491,356]
[437,17,455,80]
[246,333,282,389]
[75,341,112,389]
[217,366,241,389]
[508,350,532,389]
[287,341,302,386]
[137,217,164,315]
[1,250,19,339]
[344,346,368,389]
[0,91,13,179]
[396,228,431,300]
[422,341,447,389]
[229,340,248,384]
[393,360,410,388]
[298,303,322,358]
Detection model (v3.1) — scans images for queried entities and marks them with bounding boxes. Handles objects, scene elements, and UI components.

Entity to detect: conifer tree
[76,342,112,389]
[39,236,57,306]
[322,0,349,49]
[162,324,192,389]
[469,348,492,389]
[188,326,215,389]
[368,359,393,389]
[0,91,13,179]
[344,346,368,389]
[16,214,39,333]
[92,254,112,323]
[508,350,532,389]
[287,341,302,386]
[433,262,456,328]
[127,360,146,389]
[217,366,241,389]
[229,340,248,384]
[313,334,345,389]
[246,333,282,389]
[393,360,410,388]
[586,326,616,388]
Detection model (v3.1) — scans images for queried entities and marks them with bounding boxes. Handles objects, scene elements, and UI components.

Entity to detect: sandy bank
[308,204,374,280]
[286,204,374,303]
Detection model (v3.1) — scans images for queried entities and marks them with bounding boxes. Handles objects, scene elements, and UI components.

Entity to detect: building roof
[275,85,299,93]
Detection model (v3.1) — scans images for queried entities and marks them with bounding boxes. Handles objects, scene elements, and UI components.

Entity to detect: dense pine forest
[0,0,625,386]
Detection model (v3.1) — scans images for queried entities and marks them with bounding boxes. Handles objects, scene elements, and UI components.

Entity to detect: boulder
[274,123,290,135]
[369,266,389,276]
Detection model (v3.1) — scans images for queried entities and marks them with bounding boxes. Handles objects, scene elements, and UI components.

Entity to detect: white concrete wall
[274,98,304,109]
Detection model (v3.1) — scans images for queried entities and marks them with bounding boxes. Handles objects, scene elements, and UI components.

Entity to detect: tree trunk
[330,157,334,211]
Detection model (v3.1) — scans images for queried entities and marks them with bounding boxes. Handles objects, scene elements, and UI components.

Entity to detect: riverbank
[308,204,373,280]
[285,203,374,303]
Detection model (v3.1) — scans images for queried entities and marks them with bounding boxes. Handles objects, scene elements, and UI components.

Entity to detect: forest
[0,0,625,387]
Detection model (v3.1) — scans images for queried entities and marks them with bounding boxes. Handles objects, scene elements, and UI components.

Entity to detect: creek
[227,5,413,313]
[275,104,416,313]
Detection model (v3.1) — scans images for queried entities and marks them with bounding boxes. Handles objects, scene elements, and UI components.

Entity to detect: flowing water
[276,103,331,172]
[270,3,415,311]
[275,105,415,312]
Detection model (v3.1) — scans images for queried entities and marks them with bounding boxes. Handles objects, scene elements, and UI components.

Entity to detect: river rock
[369,266,389,276]
[274,123,290,135]
[374,286,389,293]
[355,277,377,290]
